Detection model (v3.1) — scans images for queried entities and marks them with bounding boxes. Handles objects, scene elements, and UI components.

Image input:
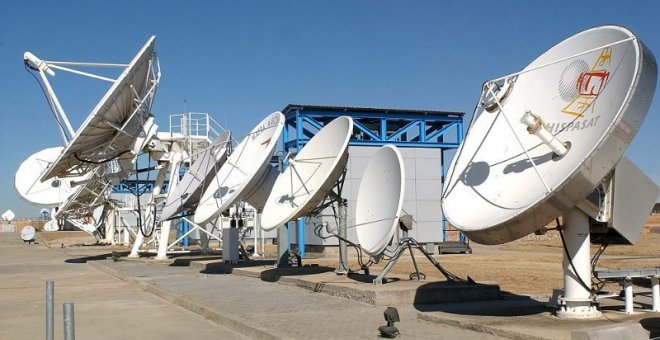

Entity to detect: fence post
[63,303,75,340]
[46,281,54,340]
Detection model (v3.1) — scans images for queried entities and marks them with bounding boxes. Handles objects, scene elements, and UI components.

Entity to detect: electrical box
[222,228,239,263]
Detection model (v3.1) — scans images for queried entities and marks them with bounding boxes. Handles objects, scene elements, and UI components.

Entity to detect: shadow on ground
[640,317,660,338]
[414,284,549,317]
[199,259,277,275]
[259,265,334,282]
[64,251,130,263]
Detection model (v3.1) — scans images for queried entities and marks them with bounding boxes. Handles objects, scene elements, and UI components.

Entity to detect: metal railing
[169,112,225,140]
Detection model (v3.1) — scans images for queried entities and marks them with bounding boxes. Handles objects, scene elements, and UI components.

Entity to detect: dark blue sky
[1,1,659,217]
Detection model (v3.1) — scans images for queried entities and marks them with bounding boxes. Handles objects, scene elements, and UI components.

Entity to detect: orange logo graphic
[561,48,612,117]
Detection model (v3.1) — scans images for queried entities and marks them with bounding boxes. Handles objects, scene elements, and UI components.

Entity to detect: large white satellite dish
[354,145,405,257]
[15,147,90,206]
[261,116,353,231]
[442,25,657,245]
[194,112,285,225]
[35,36,160,180]
[160,131,231,221]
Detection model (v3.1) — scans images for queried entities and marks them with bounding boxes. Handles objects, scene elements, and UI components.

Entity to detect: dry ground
[17,215,660,296]
[313,214,660,295]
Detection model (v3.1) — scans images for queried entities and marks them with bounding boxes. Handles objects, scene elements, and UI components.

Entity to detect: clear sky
[1,1,659,218]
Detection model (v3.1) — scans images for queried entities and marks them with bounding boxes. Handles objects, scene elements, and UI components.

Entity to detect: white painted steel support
[103,208,116,245]
[129,163,169,257]
[253,213,262,257]
[623,277,634,314]
[276,224,289,267]
[156,159,182,259]
[168,217,222,248]
[652,276,660,312]
[557,208,601,318]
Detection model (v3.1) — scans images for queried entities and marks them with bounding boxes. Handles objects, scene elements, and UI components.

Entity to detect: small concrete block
[571,322,649,340]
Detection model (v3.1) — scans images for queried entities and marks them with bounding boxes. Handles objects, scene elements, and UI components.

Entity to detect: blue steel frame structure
[280,104,464,257]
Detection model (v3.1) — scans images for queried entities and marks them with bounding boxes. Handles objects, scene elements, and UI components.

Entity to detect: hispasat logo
[560,47,612,118]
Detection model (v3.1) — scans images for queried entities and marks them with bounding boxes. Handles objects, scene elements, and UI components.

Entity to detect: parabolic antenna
[21,226,36,242]
[15,147,90,206]
[354,145,405,256]
[193,112,284,225]
[442,25,657,245]
[39,36,159,180]
[160,131,231,221]
[261,116,353,231]
[2,210,15,222]
[55,166,113,219]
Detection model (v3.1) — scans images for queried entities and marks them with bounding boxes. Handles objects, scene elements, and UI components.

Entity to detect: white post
[253,213,261,257]
[156,159,181,259]
[104,207,116,245]
[651,276,660,312]
[121,212,129,244]
[624,277,634,314]
[557,208,601,318]
[129,163,168,257]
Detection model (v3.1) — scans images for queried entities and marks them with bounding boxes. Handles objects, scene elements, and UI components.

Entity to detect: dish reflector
[55,167,113,219]
[193,112,284,225]
[21,226,36,241]
[40,36,159,180]
[2,210,15,222]
[160,131,231,221]
[15,147,89,206]
[442,26,657,245]
[354,145,405,256]
[261,116,353,231]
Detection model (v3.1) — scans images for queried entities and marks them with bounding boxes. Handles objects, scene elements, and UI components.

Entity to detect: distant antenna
[21,226,36,243]
[194,112,285,225]
[15,147,90,206]
[2,210,15,223]
[442,25,658,318]
[160,131,231,221]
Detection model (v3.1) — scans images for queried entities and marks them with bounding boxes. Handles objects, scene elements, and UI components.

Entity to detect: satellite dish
[15,147,90,206]
[38,36,159,181]
[2,210,16,223]
[21,226,36,242]
[442,25,657,245]
[43,220,59,232]
[354,145,405,256]
[194,112,285,225]
[55,167,112,219]
[261,116,353,231]
[160,131,231,221]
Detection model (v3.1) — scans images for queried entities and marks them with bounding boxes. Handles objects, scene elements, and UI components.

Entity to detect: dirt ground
[22,215,660,296]
[312,214,660,295]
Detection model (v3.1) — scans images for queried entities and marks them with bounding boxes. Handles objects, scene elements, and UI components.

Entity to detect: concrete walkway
[3,231,659,339]
[0,233,248,340]
[1,232,505,339]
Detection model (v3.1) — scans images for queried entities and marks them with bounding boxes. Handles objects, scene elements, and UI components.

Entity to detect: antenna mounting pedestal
[557,208,602,318]
[373,215,463,285]
[334,199,349,275]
